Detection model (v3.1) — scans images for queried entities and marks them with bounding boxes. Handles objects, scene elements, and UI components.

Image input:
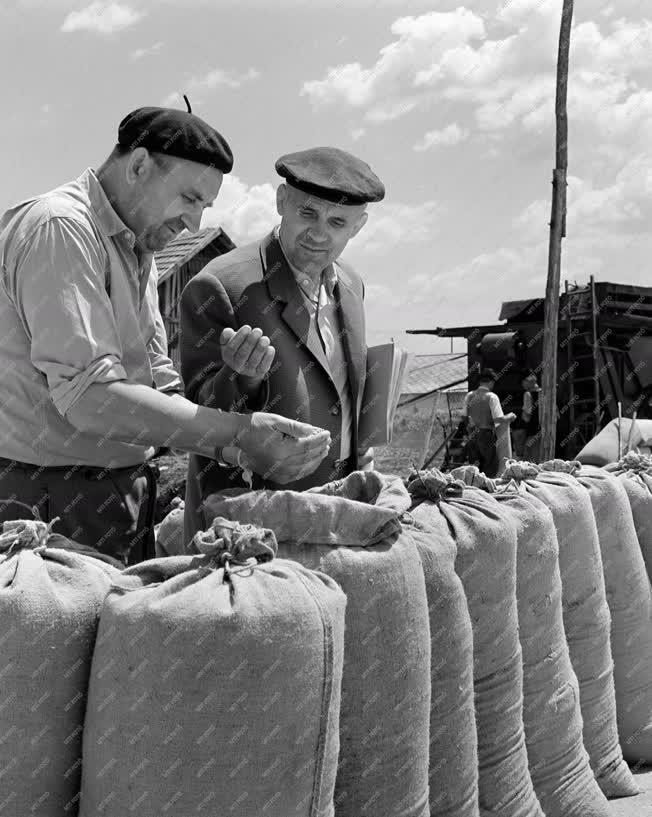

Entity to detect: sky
[1,0,651,354]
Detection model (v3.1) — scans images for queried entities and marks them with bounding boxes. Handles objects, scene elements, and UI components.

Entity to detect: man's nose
[182,211,202,233]
[307,220,329,241]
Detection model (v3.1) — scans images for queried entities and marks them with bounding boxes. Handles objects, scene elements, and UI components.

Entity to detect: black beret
[118,106,233,173]
[275,146,385,205]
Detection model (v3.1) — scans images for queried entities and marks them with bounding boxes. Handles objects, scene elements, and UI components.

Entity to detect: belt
[0,457,160,482]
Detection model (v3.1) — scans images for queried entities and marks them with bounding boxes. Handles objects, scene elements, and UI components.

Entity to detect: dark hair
[479,368,497,383]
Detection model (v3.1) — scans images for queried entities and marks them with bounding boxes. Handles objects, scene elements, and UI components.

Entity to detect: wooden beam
[540,0,574,462]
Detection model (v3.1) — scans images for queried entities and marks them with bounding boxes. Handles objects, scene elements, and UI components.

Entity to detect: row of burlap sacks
[2,455,652,816]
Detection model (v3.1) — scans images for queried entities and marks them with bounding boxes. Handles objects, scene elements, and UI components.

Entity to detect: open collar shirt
[0,168,181,467]
[276,227,354,460]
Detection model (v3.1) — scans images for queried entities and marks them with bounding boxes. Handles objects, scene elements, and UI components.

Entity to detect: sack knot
[450,465,498,492]
[193,517,277,570]
[406,469,465,503]
[0,517,60,555]
[502,460,541,481]
[540,459,582,475]
[617,451,652,473]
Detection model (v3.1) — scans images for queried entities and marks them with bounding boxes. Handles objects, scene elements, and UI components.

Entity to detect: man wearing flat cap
[0,107,331,564]
[180,145,384,544]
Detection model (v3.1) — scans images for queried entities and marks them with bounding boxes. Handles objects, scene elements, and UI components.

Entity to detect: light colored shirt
[277,231,353,460]
[0,168,182,467]
[463,385,505,428]
[522,390,542,423]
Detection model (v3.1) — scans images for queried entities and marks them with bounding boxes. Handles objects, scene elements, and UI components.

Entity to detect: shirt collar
[80,168,136,247]
[274,225,338,298]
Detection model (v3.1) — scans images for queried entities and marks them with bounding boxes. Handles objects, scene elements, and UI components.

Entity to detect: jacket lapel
[334,264,366,417]
[262,234,331,379]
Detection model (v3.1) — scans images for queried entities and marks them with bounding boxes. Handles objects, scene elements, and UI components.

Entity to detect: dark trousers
[0,458,158,566]
[465,427,499,478]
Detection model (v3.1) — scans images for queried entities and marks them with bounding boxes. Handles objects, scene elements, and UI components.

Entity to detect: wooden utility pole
[540,0,574,462]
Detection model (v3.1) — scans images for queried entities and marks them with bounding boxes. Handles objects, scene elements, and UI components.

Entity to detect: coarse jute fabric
[202,471,431,817]
[393,499,478,817]
[80,517,346,817]
[455,464,634,812]
[406,469,543,817]
[0,516,121,817]
[492,462,615,814]
[603,453,652,762]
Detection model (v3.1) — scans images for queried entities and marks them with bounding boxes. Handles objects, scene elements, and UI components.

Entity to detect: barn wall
[158,246,230,370]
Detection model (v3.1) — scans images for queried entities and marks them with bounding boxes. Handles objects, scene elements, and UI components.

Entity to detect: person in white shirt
[462,368,515,477]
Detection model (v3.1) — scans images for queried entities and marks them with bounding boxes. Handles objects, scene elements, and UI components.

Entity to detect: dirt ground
[154,449,188,523]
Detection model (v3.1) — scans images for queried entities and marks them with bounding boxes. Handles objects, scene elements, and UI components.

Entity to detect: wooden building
[154,227,235,368]
[408,277,652,459]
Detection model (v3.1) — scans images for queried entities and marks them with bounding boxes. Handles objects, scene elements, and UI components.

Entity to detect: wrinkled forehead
[288,185,367,218]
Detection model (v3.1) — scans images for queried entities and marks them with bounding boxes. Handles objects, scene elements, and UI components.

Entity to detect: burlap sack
[603,453,652,761]
[496,461,620,809]
[406,470,543,817]
[202,471,431,817]
[576,418,652,466]
[80,517,346,817]
[397,501,478,816]
[154,499,185,557]
[455,465,633,813]
[0,514,121,816]
[606,452,652,580]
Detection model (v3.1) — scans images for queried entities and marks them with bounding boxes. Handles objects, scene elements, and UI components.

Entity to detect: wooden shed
[154,226,236,368]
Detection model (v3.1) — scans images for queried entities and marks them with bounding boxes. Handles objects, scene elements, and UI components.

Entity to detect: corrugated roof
[154,227,234,283]
[402,353,468,395]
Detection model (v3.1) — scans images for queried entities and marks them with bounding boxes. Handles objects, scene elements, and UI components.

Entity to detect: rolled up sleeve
[7,215,128,416]
[143,259,183,394]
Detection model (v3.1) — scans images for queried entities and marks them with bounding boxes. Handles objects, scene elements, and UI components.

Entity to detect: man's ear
[125,148,153,185]
[276,184,287,217]
[351,210,368,238]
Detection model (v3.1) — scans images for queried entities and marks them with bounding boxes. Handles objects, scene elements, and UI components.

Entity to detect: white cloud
[162,67,260,107]
[60,2,143,34]
[515,157,652,244]
[351,128,366,141]
[301,8,486,120]
[300,3,652,155]
[200,175,278,245]
[414,123,468,151]
[130,41,164,60]
[346,200,441,256]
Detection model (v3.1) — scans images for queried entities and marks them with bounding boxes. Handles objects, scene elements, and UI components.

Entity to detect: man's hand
[357,447,374,471]
[221,326,275,385]
[232,413,331,484]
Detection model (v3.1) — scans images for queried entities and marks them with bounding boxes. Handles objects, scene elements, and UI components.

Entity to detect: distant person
[512,372,542,462]
[462,368,515,477]
[512,372,541,462]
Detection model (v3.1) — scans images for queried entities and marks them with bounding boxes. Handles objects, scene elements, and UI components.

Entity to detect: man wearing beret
[0,107,331,564]
[180,146,384,543]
